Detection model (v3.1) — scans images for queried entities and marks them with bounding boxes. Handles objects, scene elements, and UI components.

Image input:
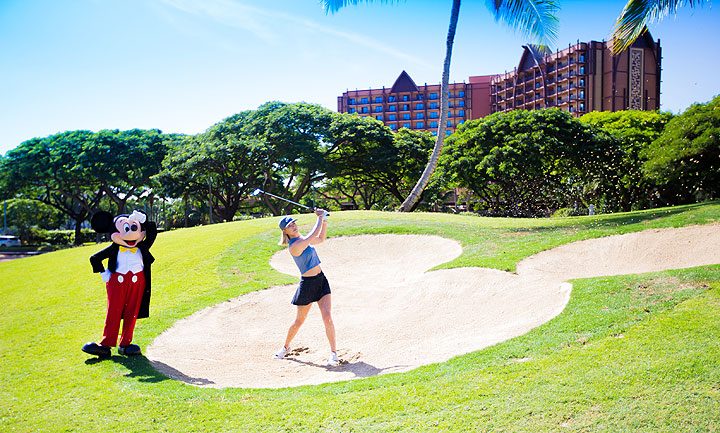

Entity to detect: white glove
[101,269,112,283]
[127,210,147,224]
[323,210,329,221]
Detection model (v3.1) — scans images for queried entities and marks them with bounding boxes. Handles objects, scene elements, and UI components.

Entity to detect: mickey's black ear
[91,211,114,233]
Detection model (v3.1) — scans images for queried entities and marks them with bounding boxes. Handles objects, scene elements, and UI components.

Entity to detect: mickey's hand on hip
[101,269,112,283]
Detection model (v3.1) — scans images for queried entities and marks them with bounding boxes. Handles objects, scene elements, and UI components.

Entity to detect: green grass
[1,201,719,432]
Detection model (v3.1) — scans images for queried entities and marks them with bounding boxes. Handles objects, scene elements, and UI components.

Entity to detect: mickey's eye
[123,223,131,233]
[130,223,138,232]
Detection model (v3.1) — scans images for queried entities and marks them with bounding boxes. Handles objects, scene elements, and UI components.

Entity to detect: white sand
[147,225,720,389]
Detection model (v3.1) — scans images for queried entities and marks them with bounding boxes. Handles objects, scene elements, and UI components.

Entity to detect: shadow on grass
[285,356,408,379]
[85,355,215,386]
[508,204,697,233]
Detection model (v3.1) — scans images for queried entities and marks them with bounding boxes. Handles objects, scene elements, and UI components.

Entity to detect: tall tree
[85,129,168,215]
[156,115,267,222]
[439,109,612,216]
[0,131,104,243]
[580,110,673,211]
[642,95,720,203]
[322,0,558,211]
[611,0,711,54]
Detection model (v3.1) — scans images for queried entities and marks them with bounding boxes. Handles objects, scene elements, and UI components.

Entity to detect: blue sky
[1,0,718,154]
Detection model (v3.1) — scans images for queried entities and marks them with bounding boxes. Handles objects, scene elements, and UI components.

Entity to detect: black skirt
[292,272,331,306]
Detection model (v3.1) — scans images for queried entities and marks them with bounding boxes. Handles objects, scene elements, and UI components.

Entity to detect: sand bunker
[147,225,720,389]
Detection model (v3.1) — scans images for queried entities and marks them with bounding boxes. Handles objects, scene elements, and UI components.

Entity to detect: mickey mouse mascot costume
[82,210,157,358]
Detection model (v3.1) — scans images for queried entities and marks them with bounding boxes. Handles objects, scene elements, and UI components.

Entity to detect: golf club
[252,188,311,210]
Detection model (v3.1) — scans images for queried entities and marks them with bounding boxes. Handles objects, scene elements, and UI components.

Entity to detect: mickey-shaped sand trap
[147,225,720,389]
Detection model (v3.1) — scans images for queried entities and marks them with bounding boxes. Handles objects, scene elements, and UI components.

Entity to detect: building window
[429,112,438,119]
[375,96,383,103]
[458,100,465,107]
[402,104,409,111]
[416,103,424,110]
[448,92,453,98]
[458,110,465,117]
[388,114,396,121]
[445,129,452,135]
[388,105,396,112]
[376,115,383,121]
[458,119,465,124]
[402,95,409,101]
[348,108,355,113]
[430,93,438,100]
[458,91,465,97]
[569,106,574,113]
[430,121,438,128]
[416,94,423,100]
[580,66,585,74]
[389,124,396,130]
[432,131,438,136]
[430,102,438,109]
[416,122,424,128]
[374,106,383,113]
[361,107,369,113]
[416,113,424,119]
[360,97,368,104]
[403,113,410,120]
[348,98,355,105]
[403,122,411,128]
[388,96,396,102]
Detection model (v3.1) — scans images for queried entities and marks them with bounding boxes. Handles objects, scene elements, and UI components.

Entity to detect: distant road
[0,251,44,262]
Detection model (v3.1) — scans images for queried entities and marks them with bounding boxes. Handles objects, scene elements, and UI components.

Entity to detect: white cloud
[158,0,432,68]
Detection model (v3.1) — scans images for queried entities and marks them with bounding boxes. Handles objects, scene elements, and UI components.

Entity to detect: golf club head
[251,188,262,196]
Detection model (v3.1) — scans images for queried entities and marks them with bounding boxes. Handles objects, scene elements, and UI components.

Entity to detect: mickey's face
[111,216,146,248]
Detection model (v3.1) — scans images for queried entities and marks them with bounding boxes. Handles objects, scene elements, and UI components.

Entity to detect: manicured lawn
[1,201,718,432]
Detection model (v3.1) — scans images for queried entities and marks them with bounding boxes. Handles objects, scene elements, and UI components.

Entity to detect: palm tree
[322,0,559,211]
[611,0,711,54]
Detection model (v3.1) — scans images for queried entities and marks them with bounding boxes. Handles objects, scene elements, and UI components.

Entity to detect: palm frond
[487,0,560,47]
[611,0,709,54]
[320,0,402,14]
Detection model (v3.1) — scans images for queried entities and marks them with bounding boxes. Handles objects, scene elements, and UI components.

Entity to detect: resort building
[337,70,470,136]
[337,32,661,134]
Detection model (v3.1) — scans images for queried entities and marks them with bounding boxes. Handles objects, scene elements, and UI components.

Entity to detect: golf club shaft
[260,190,311,209]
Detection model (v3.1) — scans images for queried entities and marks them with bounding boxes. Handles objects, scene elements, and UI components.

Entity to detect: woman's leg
[283,304,312,349]
[317,294,336,353]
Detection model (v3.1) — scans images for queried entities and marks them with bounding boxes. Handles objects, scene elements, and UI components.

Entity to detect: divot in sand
[147,226,720,389]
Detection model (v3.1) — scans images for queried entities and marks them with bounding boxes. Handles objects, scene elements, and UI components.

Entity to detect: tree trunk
[398,0,461,212]
[73,218,83,246]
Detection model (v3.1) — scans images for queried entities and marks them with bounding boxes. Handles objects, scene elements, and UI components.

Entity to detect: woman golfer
[273,209,338,366]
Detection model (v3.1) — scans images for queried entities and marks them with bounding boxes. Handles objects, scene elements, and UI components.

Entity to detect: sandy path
[147,225,720,389]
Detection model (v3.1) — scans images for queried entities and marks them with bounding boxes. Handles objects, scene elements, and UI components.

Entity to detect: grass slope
[1,201,718,432]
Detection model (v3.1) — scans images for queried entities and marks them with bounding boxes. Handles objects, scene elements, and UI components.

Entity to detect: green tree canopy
[322,126,433,209]
[580,110,673,210]
[440,109,611,216]
[1,131,103,243]
[156,113,267,222]
[642,95,720,202]
[88,128,168,214]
